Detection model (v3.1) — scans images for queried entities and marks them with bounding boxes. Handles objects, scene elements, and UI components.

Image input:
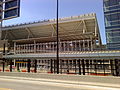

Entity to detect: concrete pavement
[0,72,120,90]
[0,76,120,90]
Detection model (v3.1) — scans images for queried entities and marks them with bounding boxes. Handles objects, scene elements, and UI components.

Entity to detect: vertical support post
[10,60,12,72]
[115,59,118,76]
[56,0,59,74]
[110,60,113,76]
[0,21,3,40]
[2,59,5,72]
[90,37,93,51]
[78,59,81,75]
[94,60,97,75]
[87,40,90,51]
[75,60,77,74]
[103,60,106,76]
[83,40,85,51]
[34,60,37,73]
[14,42,16,54]
[34,40,36,53]
[50,59,53,73]
[54,60,56,73]
[27,59,31,73]
[79,40,81,51]
[3,43,5,55]
[82,59,85,75]
[60,59,62,74]
[66,60,69,74]
[17,63,20,71]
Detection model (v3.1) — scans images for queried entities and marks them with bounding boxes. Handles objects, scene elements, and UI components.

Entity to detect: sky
[3,0,106,44]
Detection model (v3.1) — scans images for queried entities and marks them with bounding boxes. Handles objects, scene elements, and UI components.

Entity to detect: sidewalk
[0,72,120,89]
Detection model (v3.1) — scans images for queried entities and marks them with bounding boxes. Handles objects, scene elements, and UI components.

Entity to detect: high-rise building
[103,0,120,50]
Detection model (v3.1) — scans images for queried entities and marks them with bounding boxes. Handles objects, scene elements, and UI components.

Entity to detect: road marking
[0,88,13,90]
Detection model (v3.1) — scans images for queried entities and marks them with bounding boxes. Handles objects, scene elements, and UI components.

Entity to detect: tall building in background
[103,0,120,50]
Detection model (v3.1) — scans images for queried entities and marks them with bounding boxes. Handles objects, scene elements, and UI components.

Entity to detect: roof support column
[50,59,53,73]
[103,60,106,76]
[110,60,114,76]
[90,37,93,51]
[75,60,77,74]
[79,40,81,51]
[10,59,12,72]
[82,59,85,75]
[67,41,69,51]
[60,59,62,74]
[115,59,119,76]
[14,42,16,54]
[87,40,90,51]
[27,59,31,73]
[34,60,37,73]
[17,62,20,72]
[34,40,36,53]
[78,59,81,75]
[63,42,65,52]
[2,59,5,72]
[83,40,85,51]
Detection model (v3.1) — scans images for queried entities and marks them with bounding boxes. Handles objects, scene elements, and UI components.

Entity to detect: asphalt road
[0,79,88,90]
[0,77,120,90]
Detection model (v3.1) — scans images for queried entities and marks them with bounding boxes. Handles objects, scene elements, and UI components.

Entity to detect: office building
[103,0,120,50]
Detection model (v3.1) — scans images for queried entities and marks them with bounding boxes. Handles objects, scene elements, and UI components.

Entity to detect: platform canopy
[2,13,101,44]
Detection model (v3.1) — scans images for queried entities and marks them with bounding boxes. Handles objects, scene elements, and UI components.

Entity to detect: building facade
[103,0,120,50]
[0,13,120,76]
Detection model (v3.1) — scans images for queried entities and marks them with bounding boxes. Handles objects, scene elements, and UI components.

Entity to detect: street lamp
[56,0,59,74]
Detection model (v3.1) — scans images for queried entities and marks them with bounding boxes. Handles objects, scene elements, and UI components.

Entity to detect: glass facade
[103,0,120,50]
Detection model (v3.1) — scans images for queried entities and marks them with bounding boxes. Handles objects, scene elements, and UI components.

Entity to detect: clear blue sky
[3,0,106,44]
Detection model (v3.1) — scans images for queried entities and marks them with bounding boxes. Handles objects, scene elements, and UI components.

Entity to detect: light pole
[56,0,59,74]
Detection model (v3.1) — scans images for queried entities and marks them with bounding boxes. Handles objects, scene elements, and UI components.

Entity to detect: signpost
[0,0,20,40]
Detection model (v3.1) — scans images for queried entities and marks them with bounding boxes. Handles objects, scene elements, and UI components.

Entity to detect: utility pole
[56,0,59,74]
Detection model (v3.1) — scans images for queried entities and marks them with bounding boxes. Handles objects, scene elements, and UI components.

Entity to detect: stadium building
[0,13,120,76]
